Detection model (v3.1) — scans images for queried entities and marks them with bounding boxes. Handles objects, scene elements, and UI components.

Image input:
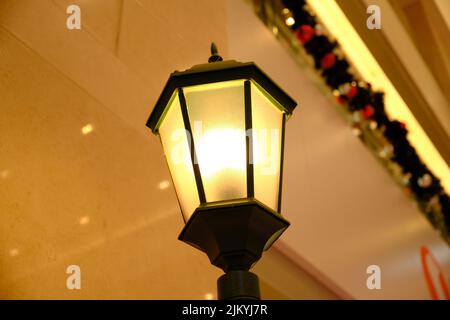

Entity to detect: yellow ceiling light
[158,180,170,190]
[81,123,94,135]
[9,248,19,257]
[79,216,90,226]
[308,0,450,193]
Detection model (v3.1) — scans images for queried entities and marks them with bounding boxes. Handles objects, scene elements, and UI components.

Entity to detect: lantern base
[217,270,260,300]
[178,199,289,272]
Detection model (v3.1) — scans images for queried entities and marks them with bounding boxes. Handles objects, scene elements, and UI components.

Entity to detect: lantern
[146,44,297,299]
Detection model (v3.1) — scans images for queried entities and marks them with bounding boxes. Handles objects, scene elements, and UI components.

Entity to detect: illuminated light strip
[307,0,450,193]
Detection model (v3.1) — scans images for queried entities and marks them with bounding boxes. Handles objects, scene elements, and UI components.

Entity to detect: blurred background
[0,0,449,299]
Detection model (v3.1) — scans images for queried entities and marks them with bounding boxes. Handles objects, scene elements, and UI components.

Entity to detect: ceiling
[390,0,450,109]
[336,0,450,171]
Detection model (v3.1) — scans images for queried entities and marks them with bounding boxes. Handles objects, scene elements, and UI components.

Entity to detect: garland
[258,0,450,243]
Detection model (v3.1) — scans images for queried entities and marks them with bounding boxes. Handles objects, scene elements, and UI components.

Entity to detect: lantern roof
[146,59,298,133]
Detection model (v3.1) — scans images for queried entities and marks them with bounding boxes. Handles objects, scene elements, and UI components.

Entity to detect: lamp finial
[208,42,223,63]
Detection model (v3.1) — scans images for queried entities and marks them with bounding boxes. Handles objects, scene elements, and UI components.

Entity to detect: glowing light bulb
[81,123,94,135]
[272,26,279,35]
[285,17,295,26]
[282,8,296,27]
[195,129,246,178]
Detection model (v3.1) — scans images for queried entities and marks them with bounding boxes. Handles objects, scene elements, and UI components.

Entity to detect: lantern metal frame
[146,45,297,299]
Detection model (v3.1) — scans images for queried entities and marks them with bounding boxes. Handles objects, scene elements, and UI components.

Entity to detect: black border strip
[245,80,254,198]
[178,88,207,204]
[277,113,286,213]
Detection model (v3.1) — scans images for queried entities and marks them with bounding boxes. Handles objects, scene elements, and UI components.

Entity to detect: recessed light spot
[79,216,90,225]
[9,248,19,257]
[158,180,170,190]
[81,124,94,135]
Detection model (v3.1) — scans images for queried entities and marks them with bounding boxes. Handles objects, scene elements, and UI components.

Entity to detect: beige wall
[0,0,337,299]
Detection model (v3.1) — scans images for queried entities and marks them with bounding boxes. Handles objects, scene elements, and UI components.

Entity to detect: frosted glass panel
[159,91,199,221]
[184,80,246,202]
[251,82,283,211]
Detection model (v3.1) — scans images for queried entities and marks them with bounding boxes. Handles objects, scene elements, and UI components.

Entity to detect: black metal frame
[178,88,207,205]
[146,57,297,215]
[146,57,297,299]
[178,198,289,272]
[217,270,260,300]
[147,60,297,133]
[166,82,291,270]
[278,113,286,213]
[153,81,291,216]
[244,80,254,198]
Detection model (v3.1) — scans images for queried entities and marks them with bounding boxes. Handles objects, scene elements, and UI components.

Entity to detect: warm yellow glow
[159,91,200,220]
[272,26,279,35]
[9,248,19,257]
[308,0,450,193]
[251,82,283,211]
[185,80,247,202]
[204,293,214,300]
[158,80,284,216]
[285,17,296,27]
[81,123,93,135]
[195,129,246,177]
[79,216,90,225]
[352,127,362,136]
[158,180,170,190]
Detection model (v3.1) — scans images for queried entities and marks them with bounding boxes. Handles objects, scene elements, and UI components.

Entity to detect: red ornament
[336,95,346,105]
[320,53,336,70]
[296,25,315,44]
[400,122,407,130]
[361,104,375,119]
[347,85,358,98]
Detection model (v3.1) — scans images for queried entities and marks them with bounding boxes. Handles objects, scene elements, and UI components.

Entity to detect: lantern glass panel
[184,80,247,203]
[159,91,199,221]
[251,82,283,212]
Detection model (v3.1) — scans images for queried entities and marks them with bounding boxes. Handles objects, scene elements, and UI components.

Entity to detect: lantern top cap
[146,47,298,133]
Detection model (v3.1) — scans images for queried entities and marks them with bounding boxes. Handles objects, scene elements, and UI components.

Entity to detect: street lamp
[146,44,297,299]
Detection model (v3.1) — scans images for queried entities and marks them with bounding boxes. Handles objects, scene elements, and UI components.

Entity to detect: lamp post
[146,44,297,300]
